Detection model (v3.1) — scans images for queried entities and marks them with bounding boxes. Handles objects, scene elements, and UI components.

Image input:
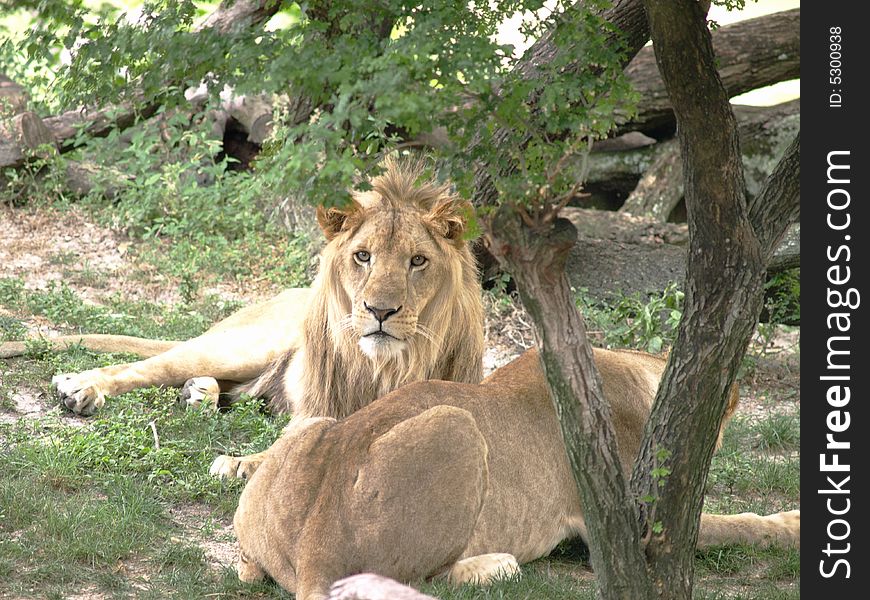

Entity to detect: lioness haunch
[233,349,800,600]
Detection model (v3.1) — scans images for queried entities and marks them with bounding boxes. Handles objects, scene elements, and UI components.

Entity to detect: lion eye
[354,250,371,264]
[410,255,428,268]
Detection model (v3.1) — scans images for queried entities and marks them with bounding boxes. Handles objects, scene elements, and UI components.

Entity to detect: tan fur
[1,159,484,420]
[234,349,800,600]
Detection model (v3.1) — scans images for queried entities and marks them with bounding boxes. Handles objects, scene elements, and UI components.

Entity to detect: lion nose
[365,303,401,324]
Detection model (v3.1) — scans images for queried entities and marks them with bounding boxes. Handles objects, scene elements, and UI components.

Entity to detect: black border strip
[802,2,868,595]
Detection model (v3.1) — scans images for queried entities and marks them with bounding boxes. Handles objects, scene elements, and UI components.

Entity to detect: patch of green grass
[695,544,798,579]
[0,472,163,595]
[0,367,293,598]
[0,314,27,341]
[0,277,244,341]
[694,585,799,600]
[420,570,596,600]
[755,413,800,451]
[705,413,800,516]
[134,230,314,294]
[4,389,289,508]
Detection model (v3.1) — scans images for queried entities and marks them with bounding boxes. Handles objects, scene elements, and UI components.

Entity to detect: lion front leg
[52,362,135,416]
[179,376,222,410]
[237,549,266,583]
[52,323,294,415]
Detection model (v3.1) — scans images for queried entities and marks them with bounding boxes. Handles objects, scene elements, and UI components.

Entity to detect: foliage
[577,283,684,353]
[763,267,800,325]
[2,0,637,212]
[0,276,242,338]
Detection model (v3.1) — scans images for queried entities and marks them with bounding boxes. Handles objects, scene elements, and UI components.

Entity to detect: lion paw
[210,454,262,480]
[237,550,265,583]
[52,372,106,416]
[448,553,520,585]
[179,376,220,411]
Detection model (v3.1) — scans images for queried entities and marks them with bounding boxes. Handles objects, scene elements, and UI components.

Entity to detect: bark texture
[628,2,800,598]
[486,208,655,599]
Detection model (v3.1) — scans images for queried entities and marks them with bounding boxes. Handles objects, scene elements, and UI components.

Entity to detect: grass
[0,216,800,599]
[0,285,802,599]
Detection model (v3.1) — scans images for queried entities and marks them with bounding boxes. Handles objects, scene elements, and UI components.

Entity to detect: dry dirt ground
[0,205,800,590]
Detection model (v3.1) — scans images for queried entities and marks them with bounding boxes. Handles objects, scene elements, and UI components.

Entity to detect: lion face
[343,207,455,359]
[276,158,484,419]
[318,175,469,362]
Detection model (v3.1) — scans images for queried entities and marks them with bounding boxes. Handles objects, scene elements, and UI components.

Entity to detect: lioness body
[1,160,485,431]
[234,349,799,600]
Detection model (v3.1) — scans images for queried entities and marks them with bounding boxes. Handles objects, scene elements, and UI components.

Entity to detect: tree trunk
[621,8,799,136]
[197,0,283,34]
[473,3,661,596]
[485,208,655,599]
[629,2,800,598]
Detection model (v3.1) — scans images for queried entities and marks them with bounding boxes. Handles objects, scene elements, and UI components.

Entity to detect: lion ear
[316,203,359,241]
[426,200,468,244]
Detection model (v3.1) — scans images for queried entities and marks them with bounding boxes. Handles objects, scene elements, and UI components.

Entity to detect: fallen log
[582,99,800,220]
[561,208,799,307]
[0,112,57,169]
[622,8,799,136]
[0,74,28,114]
[0,0,282,170]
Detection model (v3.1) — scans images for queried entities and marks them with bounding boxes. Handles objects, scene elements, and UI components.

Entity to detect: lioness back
[234,347,681,595]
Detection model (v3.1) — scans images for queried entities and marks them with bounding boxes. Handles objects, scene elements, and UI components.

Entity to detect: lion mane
[246,159,485,419]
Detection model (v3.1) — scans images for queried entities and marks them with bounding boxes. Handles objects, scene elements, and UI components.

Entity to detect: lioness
[0,161,484,447]
[233,348,799,600]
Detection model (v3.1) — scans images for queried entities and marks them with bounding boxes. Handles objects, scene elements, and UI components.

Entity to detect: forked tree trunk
[627,2,800,598]
[482,1,800,599]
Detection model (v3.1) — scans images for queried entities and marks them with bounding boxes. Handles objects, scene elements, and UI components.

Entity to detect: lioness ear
[316,203,359,241]
[426,199,468,244]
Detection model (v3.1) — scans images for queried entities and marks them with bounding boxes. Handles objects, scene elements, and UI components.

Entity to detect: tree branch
[197,0,283,34]
[472,0,650,208]
[748,132,801,260]
[485,206,655,599]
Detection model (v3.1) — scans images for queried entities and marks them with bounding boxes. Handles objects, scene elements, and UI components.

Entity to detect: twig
[149,420,160,451]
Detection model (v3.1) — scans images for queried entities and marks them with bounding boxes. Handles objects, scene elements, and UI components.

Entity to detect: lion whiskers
[415,324,443,350]
[336,314,356,335]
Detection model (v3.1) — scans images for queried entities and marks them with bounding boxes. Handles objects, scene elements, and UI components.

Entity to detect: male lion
[0,161,485,455]
[233,348,800,600]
